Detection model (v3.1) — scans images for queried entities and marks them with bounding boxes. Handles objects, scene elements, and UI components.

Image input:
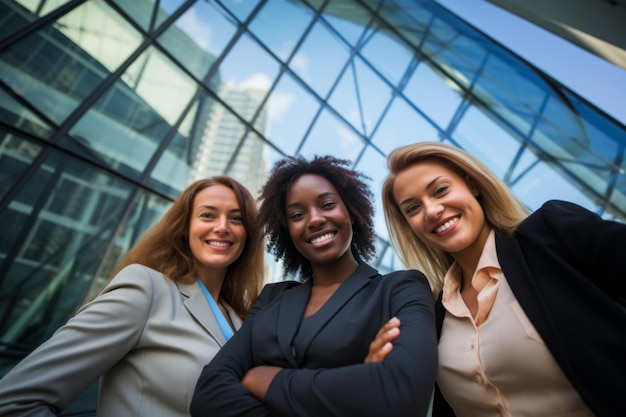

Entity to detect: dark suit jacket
[191,262,438,417]
[433,200,626,417]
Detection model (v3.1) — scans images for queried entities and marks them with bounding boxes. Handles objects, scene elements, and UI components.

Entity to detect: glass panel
[179,96,249,182]
[110,0,156,31]
[511,159,594,213]
[453,106,521,178]
[0,0,73,41]
[329,56,392,137]
[216,0,260,24]
[0,89,55,140]
[159,0,237,80]
[263,72,320,155]
[322,0,370,47]
[0,0,66,41]
[372,96,439,154]
[359,21,414,86]
[83,189,173,301]
[298,108,364,162]
[0,132,43,201]
[0,150,133,352]
[65,46,197,180]
[248,0,314,63]
[403,62,462,129]
[0,0,143,125]
[148,91,223,196]
[225,131,276,197]
[290,20,350,99]
[208,33,278,120]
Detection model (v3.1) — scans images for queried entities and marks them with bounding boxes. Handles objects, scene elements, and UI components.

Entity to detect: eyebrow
[286,191,337,210]
[398,176,442,206]
[197,205,241,212]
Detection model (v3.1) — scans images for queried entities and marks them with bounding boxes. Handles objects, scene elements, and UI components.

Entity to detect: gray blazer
[0,264,242,416]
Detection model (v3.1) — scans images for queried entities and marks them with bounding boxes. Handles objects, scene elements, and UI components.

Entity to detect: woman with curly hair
[191,155,437,417]
[0,176,265,416]
[379,141,625,417]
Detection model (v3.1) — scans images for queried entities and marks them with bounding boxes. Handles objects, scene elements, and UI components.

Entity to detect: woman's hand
[364,317,401,363]
[241,366,282,400]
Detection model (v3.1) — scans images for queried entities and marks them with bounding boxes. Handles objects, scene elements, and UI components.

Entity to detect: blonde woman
[379,142,625,417]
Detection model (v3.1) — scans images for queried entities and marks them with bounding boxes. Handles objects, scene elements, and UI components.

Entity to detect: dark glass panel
[0,149,133,354]
[0,0,143,125]
[0,131,43,201]
[65,46,198,181]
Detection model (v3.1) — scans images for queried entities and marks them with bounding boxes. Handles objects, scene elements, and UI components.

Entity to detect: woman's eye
[200,212,215,219]
[406,204,421,215]
[322,201,336,209]
[434,184,449,195]
[230,215,243,223]
[289,211,303,220]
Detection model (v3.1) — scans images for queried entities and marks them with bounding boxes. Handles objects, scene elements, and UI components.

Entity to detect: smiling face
[392,160,491,263]
[285,174,355,269]
[188,184,246,280]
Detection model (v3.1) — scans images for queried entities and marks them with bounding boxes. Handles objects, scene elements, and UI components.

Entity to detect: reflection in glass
[0,148,133,353]
[0,0,142,125]
[65,46,197,180]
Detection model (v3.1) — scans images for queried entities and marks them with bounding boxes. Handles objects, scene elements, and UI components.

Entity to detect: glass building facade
[0,0,624,414]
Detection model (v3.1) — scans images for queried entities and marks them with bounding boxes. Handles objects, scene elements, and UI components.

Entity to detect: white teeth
[208,241,231,247]
[310,233,334,244]
[434,217,459,233]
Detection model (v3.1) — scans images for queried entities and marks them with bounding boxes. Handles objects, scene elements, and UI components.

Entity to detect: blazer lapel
[293,263,377,363]
[277,282,310,367]
[177,281,227,347]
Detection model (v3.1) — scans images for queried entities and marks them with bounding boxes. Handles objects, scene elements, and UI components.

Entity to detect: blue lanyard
[196,278,234,341]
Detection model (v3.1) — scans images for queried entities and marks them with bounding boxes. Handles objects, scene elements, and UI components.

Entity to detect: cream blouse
[437,231,593,417]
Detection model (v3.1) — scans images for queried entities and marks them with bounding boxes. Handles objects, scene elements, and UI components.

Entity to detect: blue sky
[436,0,626,126]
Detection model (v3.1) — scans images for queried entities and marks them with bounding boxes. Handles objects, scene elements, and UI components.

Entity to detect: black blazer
[434,200,626,417]
[191,263,438,417]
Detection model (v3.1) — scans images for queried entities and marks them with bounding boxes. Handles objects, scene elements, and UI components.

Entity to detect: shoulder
[380,269,431,289]
[258,280,301,298]
[102,264,173,300]
[522,200,596,226]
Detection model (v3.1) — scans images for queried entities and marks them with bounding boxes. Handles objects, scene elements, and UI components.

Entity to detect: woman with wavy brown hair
[0,176,265,417]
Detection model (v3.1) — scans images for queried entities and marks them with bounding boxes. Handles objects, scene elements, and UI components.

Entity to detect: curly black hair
[257,155,376,281]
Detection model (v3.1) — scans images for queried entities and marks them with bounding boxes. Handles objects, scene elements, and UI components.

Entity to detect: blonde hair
[382,142,529,295]
[112,177,264,318]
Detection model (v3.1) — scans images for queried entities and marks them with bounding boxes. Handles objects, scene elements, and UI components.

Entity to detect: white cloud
[268,91,296,122]
[177,9,213,52]
[241,73,272,90]
[291,52,310,81]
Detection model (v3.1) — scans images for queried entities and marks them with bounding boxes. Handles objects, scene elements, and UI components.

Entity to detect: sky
[435,0,626,126]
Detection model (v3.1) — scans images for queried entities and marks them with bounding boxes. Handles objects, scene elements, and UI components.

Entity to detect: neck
[197,269,227,303]
[451,226,492,289]
[311,252,358,286]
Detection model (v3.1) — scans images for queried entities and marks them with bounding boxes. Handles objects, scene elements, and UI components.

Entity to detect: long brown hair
[112,177,264,317]
[382,142,529,295]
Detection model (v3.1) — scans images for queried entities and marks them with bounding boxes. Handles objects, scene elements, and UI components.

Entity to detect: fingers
[364,317,401,363]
